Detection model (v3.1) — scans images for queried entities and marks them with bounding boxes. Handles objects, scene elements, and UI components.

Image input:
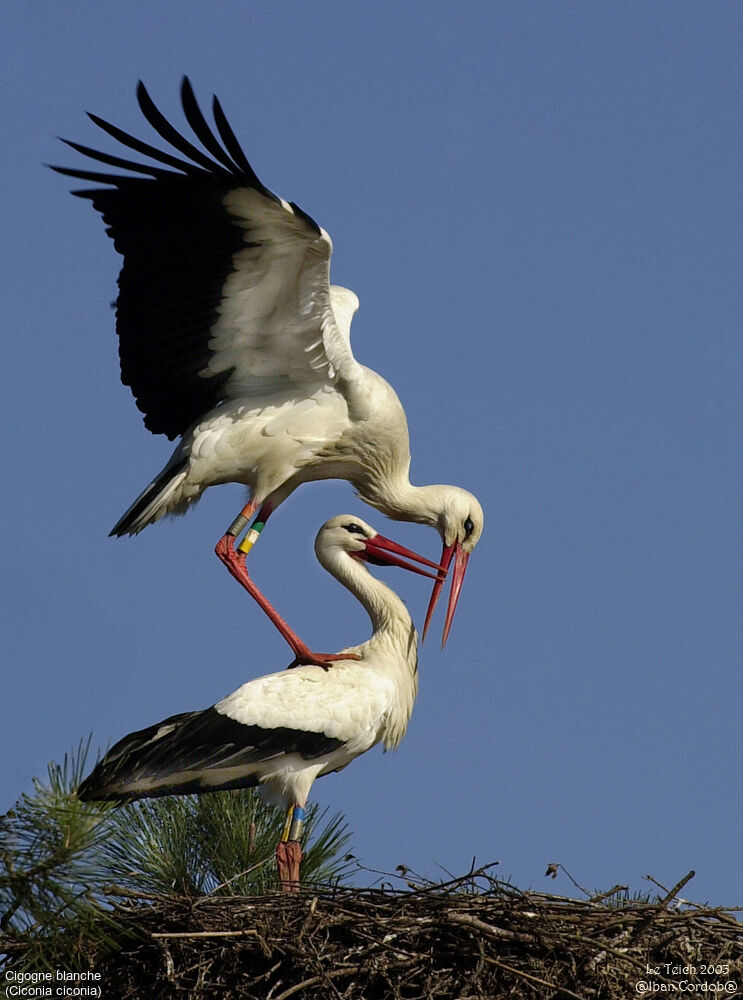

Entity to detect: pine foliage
[0,740,352,972]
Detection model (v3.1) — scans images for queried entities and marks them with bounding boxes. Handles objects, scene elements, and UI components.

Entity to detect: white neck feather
[360,479,449,530]
[320,547,415,641]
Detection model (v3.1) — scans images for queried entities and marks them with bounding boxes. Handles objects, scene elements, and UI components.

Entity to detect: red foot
[276,840,302,892]
[287,650,362,670]
[215,533,247,582]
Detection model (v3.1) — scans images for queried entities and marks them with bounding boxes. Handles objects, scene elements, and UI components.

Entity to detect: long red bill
[441,544,469,647]
[422,541,470,647]
[359,533,447,581]
[422,542,456,642]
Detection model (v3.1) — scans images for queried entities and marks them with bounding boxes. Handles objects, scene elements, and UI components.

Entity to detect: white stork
[78,514,433,890]
[53,78,484,657]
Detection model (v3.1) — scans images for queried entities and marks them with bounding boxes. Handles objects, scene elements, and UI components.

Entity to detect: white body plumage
[214,620,418,810]
[139,338,415,534]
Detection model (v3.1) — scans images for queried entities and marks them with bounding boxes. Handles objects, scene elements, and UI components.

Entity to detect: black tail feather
[109,457,188,536]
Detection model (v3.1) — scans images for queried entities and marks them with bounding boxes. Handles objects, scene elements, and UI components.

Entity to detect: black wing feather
[135,80,230,176]
[50,165,144,187]
[83,176,241,437]
[57,138,175,180]
[212,94,273,195]
[53,81,274,438]
[180,77,243,173]
[78,707,344,802]
[86,111,206,176]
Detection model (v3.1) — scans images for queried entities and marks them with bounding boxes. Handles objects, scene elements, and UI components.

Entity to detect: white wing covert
[52,76,363,441]
[206,189,363,397]
[215,663,395,748]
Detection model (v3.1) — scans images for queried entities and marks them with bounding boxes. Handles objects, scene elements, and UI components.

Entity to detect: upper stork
[79,515,434,890]
[53,78,484,657]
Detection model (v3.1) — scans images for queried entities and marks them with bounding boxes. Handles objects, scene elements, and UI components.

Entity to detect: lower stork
[78,515,432,889]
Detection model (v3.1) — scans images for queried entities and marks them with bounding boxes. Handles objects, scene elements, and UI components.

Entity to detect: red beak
[357,533,447,581]
[422,540,470,647]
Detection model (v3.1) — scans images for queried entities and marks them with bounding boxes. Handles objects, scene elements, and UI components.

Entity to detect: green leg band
[237,520,265,555]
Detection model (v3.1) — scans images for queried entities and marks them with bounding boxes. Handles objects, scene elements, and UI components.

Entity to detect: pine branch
[1,738,354,973]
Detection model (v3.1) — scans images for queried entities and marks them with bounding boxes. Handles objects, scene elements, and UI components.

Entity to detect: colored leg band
[237,520,265,555]
[288,806,305,842]
[227,512,250,537]
[280,806,294,842]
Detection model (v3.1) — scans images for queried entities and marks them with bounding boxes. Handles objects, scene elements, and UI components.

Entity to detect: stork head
[423,488,484,647]
[316,515,445,581]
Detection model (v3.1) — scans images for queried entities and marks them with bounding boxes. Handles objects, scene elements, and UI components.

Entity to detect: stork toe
[287,650,362,670]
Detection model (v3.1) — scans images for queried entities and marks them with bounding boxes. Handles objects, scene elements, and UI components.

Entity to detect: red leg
[215,499,261,569]
[215,504,359,668]
[276,804,305,892]
[276,840,302,893]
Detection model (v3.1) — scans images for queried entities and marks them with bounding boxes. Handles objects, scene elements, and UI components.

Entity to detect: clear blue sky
[3,2,742,906]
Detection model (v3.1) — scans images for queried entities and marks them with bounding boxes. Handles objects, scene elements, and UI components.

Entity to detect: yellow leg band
[280,806,294,843]
[237,520,265,555]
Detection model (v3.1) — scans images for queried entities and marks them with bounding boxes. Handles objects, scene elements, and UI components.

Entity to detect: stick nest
[6,868,743,998]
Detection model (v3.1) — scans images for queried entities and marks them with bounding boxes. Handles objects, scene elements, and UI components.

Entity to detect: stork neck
[327,550,414,639]
[360,478,447,531]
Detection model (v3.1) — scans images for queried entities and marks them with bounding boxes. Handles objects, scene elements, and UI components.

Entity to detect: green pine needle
[1,737,354,972]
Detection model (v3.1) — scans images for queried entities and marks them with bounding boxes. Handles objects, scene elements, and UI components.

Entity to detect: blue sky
[3,2,742,906]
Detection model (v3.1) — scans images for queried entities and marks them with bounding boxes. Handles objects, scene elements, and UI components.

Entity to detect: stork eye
[344,523,365,535]
[464,517,474,537]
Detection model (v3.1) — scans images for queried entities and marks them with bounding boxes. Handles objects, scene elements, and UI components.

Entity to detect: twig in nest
[545,863,592,897]
[271,965,363,1000]
[152,930,259,940]
[483,955,588,1000]
[659,870,695,908]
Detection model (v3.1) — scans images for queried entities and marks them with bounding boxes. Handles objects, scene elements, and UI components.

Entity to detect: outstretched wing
[52,77,361,441]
